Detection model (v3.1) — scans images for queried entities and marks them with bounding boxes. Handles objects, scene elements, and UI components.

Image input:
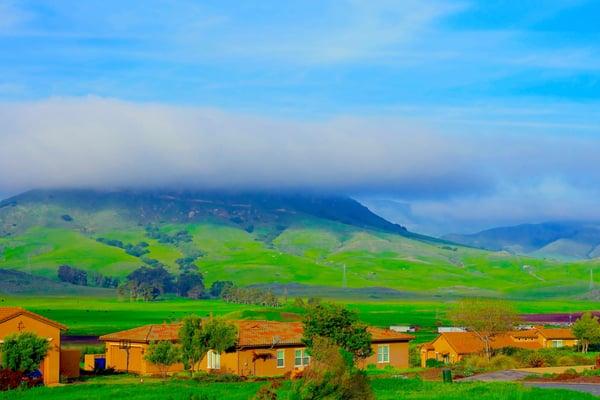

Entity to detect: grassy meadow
[0,375,596,400]
[2,295,598,342]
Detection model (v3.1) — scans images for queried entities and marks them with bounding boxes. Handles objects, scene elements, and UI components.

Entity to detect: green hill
[0,189,598,299]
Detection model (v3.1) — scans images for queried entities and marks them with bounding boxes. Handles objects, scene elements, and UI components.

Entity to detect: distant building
[100,320,414,376]
[420,328,578,367]
[437,327,467,333]
[0,307,80,385]
[390,326,416,333]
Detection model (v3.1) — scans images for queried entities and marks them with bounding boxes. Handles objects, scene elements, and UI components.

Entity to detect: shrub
[557,368,579,380]
[191,371,243,383]
[557,355,576,366]
[489,355,517,370]
[0,369,24,391]
[462,355,490,372]
[525,352,546,368]
[425,359,445,368]
[0,332,50,373]
[290,337,374,400]
[253,381,281,400]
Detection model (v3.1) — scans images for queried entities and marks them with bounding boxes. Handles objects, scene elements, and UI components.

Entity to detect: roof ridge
[0,307,67,330]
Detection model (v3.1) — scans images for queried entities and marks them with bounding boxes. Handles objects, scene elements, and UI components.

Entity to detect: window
[551,340,564,348]
[207,350,221,369]
[294,349,309,367]
[277,350,285,368]
[377,344,390,363]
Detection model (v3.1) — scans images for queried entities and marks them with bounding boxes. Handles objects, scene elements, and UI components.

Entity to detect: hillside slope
[444,222,600,260]
[0,189,598,299]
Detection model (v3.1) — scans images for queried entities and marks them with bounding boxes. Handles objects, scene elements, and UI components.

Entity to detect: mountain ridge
[444,221,600,260]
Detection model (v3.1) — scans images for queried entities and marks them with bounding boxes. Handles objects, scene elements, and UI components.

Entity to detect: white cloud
[0,96,479,193]
[2,96,600,234]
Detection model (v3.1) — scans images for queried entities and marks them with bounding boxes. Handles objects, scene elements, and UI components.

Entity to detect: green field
[0,375,595,400]
[2,296,598,342]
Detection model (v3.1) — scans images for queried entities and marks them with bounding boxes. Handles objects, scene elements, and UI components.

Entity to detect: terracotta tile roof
[537,328,576,340]
[100,320,414,347]
[436,331,542,354]
[0,307,67,330]
[99,323,182,343]
[510,330,540,338]
[235,320,304,347]
[368,327,414,342]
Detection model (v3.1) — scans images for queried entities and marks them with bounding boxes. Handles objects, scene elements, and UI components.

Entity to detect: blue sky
[1,0,600,234]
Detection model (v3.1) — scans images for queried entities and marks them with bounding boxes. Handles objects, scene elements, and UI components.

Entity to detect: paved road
[525,382,600,396]
[458,370,534,382]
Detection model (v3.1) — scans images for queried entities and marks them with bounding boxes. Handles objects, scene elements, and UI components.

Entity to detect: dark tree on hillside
[177,272,205,299]
[122,265,175,301]
[57,265,88,286]
[209,280,234,298]
[220,286,280,307]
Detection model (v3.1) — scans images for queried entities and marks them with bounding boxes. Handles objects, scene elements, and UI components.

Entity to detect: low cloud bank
[1,97,600,232]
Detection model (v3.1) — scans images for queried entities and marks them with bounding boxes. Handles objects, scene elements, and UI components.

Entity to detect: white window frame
[276,349,285,368]
[551,340,564,348]
[377,344,390,363]
[294,349,309,367]
[207,350,221,369]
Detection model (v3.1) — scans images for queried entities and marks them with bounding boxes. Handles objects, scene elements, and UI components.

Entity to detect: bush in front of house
[0,332,50,375]
[191,371,244,383]
[425,359,445,368]
[290,337,374,400]
[0,369,24,391]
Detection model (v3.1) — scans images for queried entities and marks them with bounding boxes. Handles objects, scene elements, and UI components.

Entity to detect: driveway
[458,370,534,382]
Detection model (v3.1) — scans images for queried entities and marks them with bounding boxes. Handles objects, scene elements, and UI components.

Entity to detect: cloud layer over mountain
[2,96,600,235]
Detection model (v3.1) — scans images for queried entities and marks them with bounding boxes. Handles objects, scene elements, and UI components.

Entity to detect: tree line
[57,265,120,288]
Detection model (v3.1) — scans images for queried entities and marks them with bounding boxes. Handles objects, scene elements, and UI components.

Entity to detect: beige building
[100,320,414,376]
[420,327,578,367]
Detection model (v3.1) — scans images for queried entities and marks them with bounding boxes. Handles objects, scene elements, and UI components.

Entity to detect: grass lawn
[0,376,596,400]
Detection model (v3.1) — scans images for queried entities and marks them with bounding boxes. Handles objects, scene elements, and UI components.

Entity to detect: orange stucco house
[420,327,578,367]
[0,307,79,385]
[100,320,414,376]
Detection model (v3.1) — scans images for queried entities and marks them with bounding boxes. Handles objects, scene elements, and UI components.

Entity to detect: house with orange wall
[420,327,578,367]
[0,307,79,385]
[100,320,414,376]
[536,328,578,348]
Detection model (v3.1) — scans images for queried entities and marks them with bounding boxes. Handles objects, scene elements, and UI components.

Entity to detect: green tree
[144,340,180,378]
[302,303,372,360]
[178,316,237,372]
[572,312,600,353]
[179,316,206,372]
[448,298,520,359]
[0,332,50,373]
